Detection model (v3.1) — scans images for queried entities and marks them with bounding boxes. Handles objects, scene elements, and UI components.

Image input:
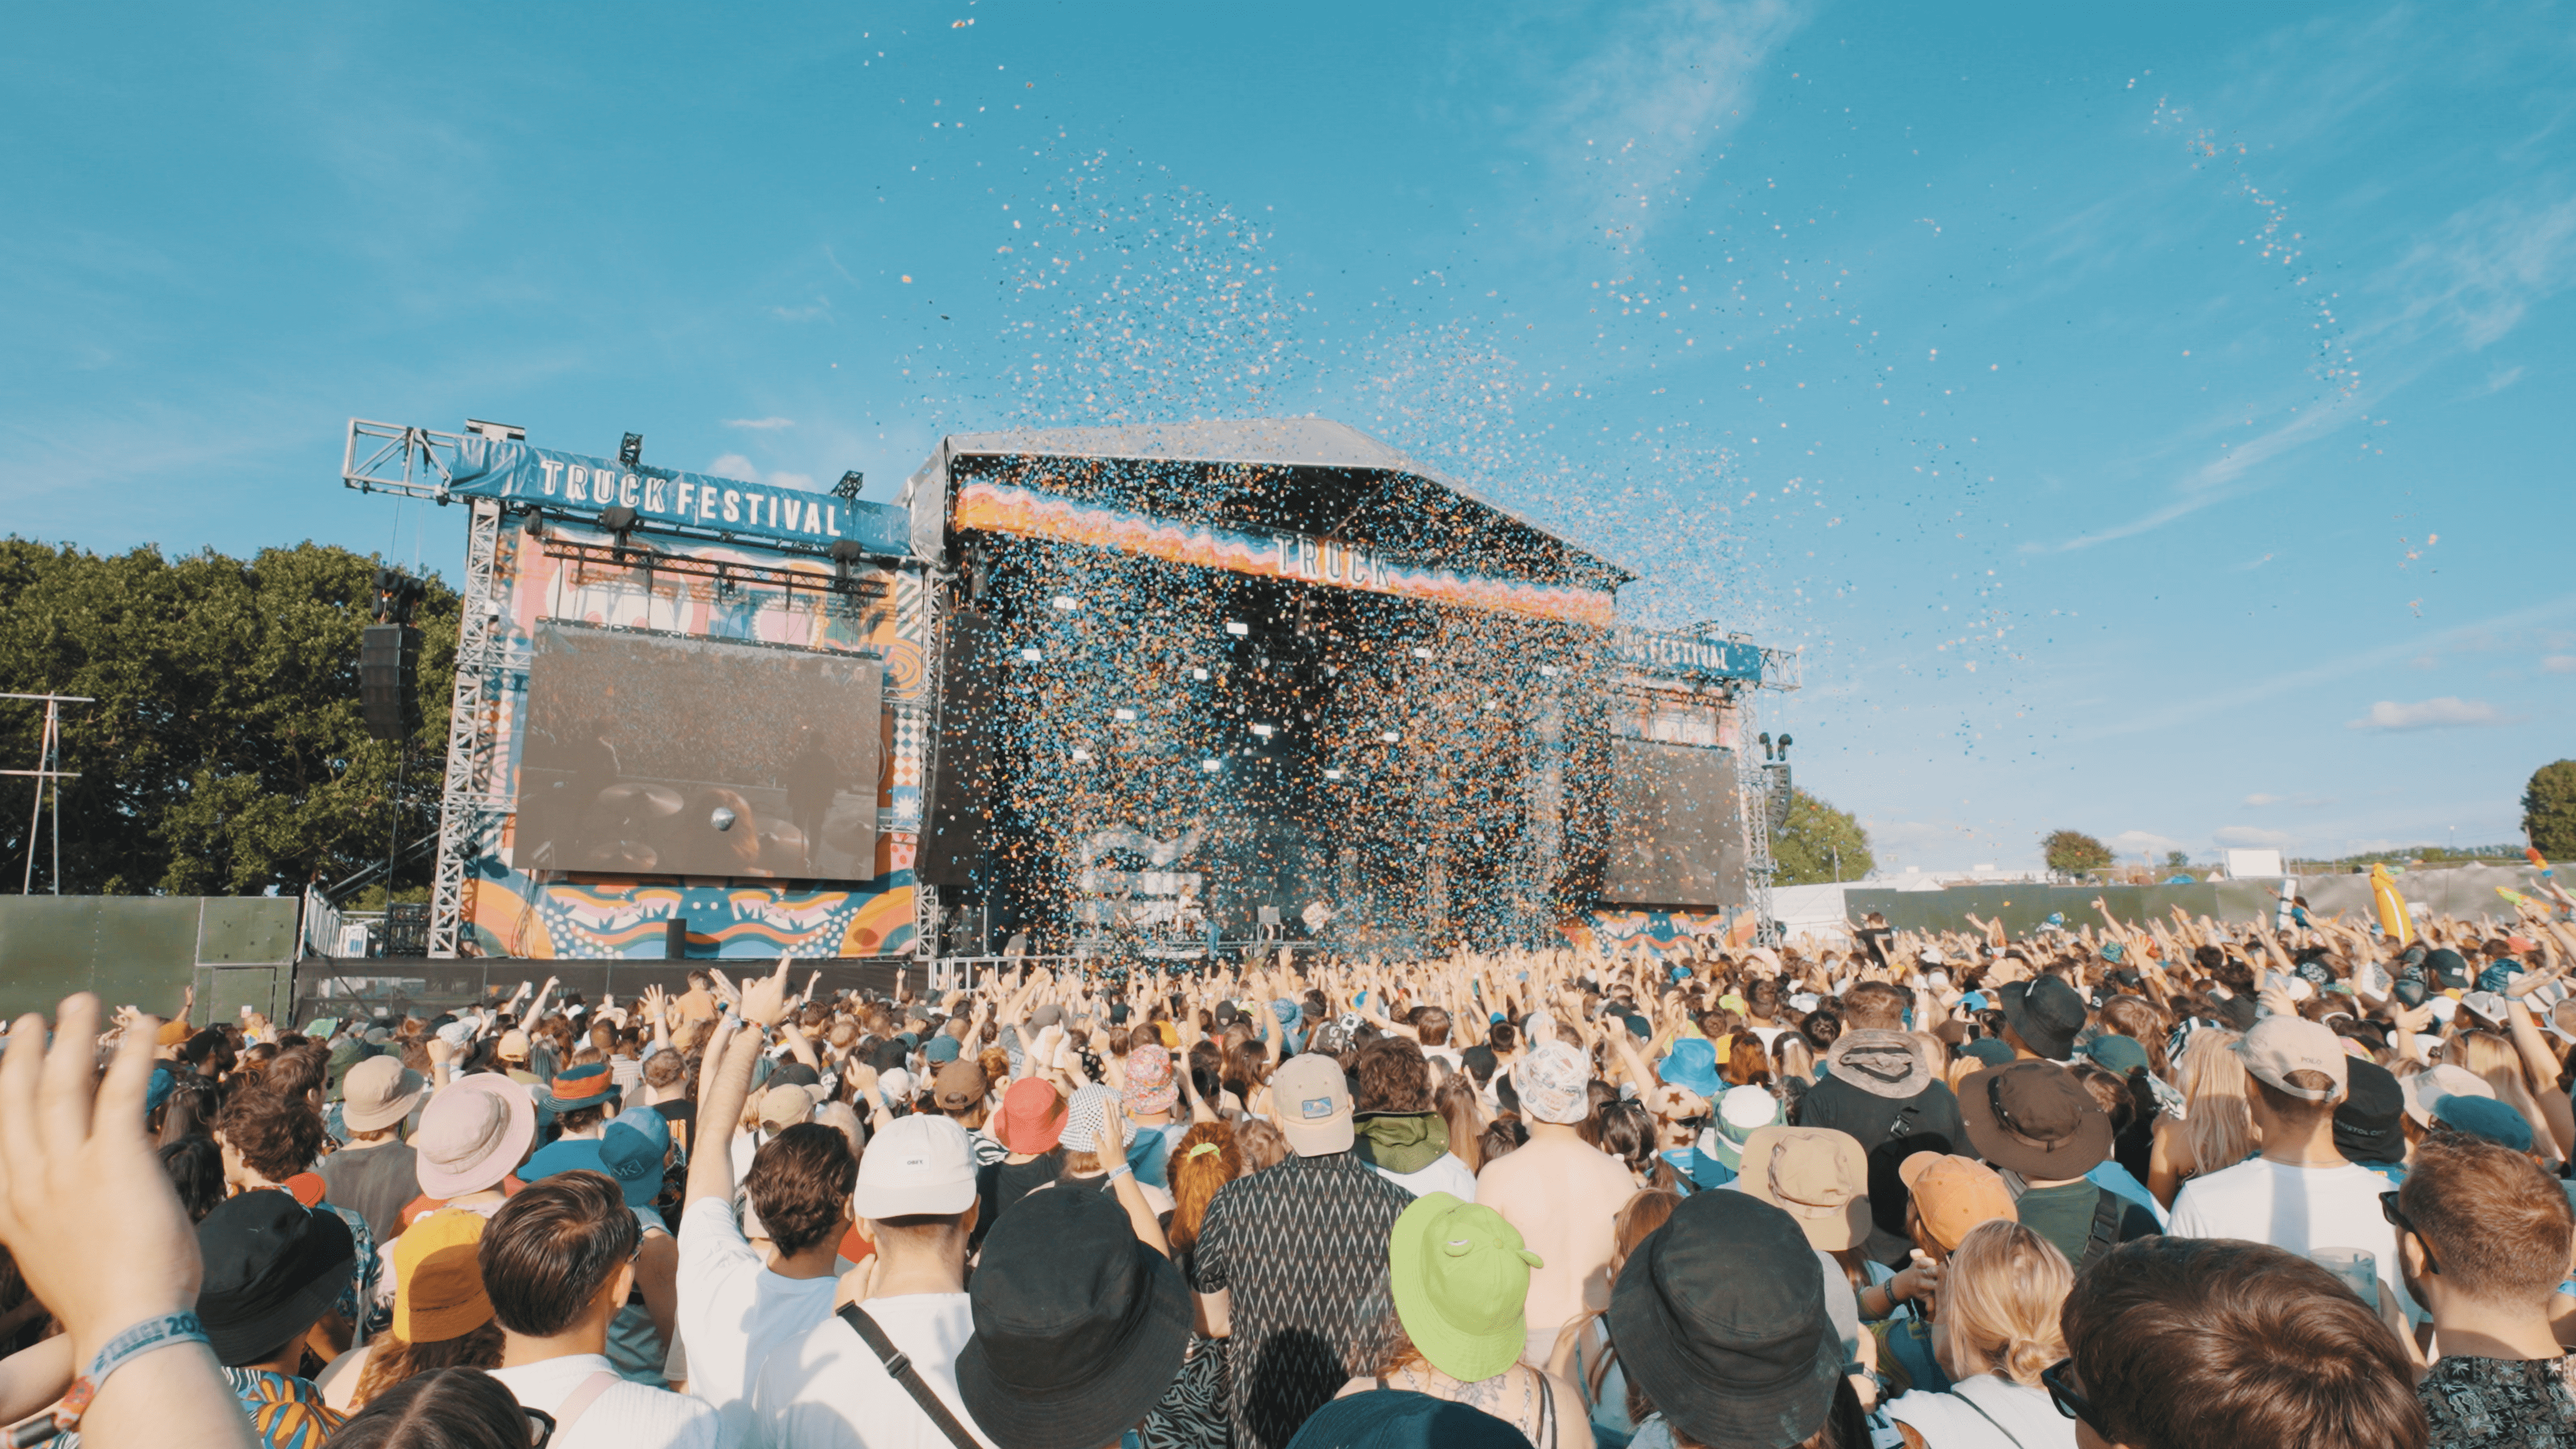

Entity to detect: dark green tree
[1772,789,1874,885]
[2164,849,2192,869]
[0,540,455,896]
[2042,829,2115,875]
[2528,760,2576,859]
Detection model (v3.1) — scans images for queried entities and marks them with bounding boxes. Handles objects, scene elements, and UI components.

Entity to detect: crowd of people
[4,891,2576,1448]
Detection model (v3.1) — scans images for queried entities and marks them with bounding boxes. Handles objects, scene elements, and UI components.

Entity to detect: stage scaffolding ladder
[425,498,515,957]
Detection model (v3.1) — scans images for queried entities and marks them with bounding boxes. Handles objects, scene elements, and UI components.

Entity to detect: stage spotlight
[1380,730,1401,743]
[1224,621,1250,637]
[1539,665,1558,678]
[1200,759,1222,772]
[833,470,865,502]
[1114,708,1138,722]
[1051,595,1079,611]
[598,504,640,557]
[522,507,546,538]
[1777,734,1794,754]
[619,433,643,468]
[1191,667,1210,681]
[1071,749,1091,762]
[1250,723,1275,739]
[1020,648,1044,662]
[1411,646,1433,659]
[1324,768,1345,781]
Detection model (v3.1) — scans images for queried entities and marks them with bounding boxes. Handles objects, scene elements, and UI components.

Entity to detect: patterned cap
[1513,1041,1593,1125]
[1124,1044,1179,1115]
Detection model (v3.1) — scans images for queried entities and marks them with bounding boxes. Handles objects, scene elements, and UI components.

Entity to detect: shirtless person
[1476,1039,1637,1366]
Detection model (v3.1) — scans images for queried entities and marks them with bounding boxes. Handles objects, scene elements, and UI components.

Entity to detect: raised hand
[740,955,795,1030]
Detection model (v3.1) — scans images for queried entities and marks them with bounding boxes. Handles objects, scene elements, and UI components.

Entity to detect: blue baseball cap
[598,1106,674,1208]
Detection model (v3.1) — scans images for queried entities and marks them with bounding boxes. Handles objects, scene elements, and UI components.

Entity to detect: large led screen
[513,623,881,881]
[1600,739,1746,908]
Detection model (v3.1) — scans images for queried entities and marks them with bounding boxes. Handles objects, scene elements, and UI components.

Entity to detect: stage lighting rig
[830,537,867,584]
[521,506,546,539]
[833,470,866,503]
[619,433,644,469]
[598,505,640,559]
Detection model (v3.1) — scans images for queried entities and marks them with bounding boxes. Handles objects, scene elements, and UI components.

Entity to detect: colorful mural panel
[1560,906,1757,957]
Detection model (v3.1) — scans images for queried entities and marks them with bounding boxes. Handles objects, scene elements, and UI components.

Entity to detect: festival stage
[338,415,1792,962]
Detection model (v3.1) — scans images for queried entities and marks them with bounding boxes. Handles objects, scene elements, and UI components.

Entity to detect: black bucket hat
[1605,1189,1841,1449]
[2334,1057,2407,1165]
[197,1189,357,1366]
[1996,977,2088,1061]
[955,1181,1190,1449]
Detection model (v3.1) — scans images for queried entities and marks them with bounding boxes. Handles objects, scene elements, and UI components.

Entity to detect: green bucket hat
[1388,1192,1544,1383]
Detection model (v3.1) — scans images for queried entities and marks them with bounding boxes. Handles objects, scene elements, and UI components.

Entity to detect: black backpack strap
[2081,1187,2124,1272]
[839,1302,985,1449]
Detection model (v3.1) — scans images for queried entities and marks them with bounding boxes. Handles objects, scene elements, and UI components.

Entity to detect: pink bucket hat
[1124,1044,1179,1116]
[415,1075,537,1198]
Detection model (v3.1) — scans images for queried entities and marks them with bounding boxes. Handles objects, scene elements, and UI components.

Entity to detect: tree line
[0,539,457,896]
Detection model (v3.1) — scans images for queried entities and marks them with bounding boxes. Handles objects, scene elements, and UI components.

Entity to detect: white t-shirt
[486,1352,721,1449]
[1372,1153,1479,1202]
[676,1197,841,1441]
[1886,1376,2075,1448]
[750,1293,995,1449]
[2168,1156,2422,1321]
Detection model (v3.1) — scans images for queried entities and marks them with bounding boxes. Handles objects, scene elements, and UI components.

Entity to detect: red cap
[994,1077,1067,1155]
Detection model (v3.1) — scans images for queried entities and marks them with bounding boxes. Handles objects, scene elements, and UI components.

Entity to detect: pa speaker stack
[360,624,423,741]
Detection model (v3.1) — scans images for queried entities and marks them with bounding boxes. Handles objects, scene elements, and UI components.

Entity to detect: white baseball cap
[2400,1063,2493,1127]
[850,1114,978,1220]
[2235,1015,2349,1103]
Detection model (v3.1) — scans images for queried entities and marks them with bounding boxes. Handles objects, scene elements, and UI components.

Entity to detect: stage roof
[906,417,1630,590]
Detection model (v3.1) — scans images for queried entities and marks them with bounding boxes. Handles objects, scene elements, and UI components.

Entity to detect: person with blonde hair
[2146,1027,2254,1208]
[1882,1219,2074,1447]
[2445,1027,2570,1167]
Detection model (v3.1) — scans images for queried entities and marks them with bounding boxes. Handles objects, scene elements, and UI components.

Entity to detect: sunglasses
[2379,1190,2438,1275]
[2041,1358,2108,1436]
[523,1407,558,1448]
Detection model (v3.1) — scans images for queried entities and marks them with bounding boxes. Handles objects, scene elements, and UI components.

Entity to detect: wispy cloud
[2545,655,2576,674]
[1535,0,1805,254]
[2112,828,2186,855]
[2214,825,2292,847]
[706,453,761,482]
[2347,696,2510,731]
[2078,592,2576,739]
[2033,386,2371,553]
[724,417,796,431]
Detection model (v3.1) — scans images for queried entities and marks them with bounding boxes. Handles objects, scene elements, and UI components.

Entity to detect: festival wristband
[9,1311,210,1448]
[1103,1161,1135,1185]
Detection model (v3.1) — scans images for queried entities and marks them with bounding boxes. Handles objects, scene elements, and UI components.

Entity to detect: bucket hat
[994,1077,1067,1155]
[535,1060,617,1120]
[1387,1193,1544,1383]
[1656,1038,1722,1099]
[1124,1044,1179,1115]
[390,1208,491,1344]
[1996,977,2088,1061]
[953,1183,1189,1449]
[1957,1061,2111,1180]
[1605,1189,1842,1449]
[196,1190,357,1366]
[1511,1041,1592,1126]
[1736,1126,1870,1251]
[1824,1030,1933,1099]
[1894,1154,2014,1252]
[414,1075,537,1199]
[341,1055,427,1134]
[1697,1085,1784,1172]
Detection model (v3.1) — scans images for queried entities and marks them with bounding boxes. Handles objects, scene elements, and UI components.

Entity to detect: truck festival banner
[445,435,910,558]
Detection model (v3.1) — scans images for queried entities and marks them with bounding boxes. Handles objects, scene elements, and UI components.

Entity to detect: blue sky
[6,1,2571,873]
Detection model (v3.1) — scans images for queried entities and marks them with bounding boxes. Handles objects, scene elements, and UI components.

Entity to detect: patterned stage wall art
[462,518,928,959]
